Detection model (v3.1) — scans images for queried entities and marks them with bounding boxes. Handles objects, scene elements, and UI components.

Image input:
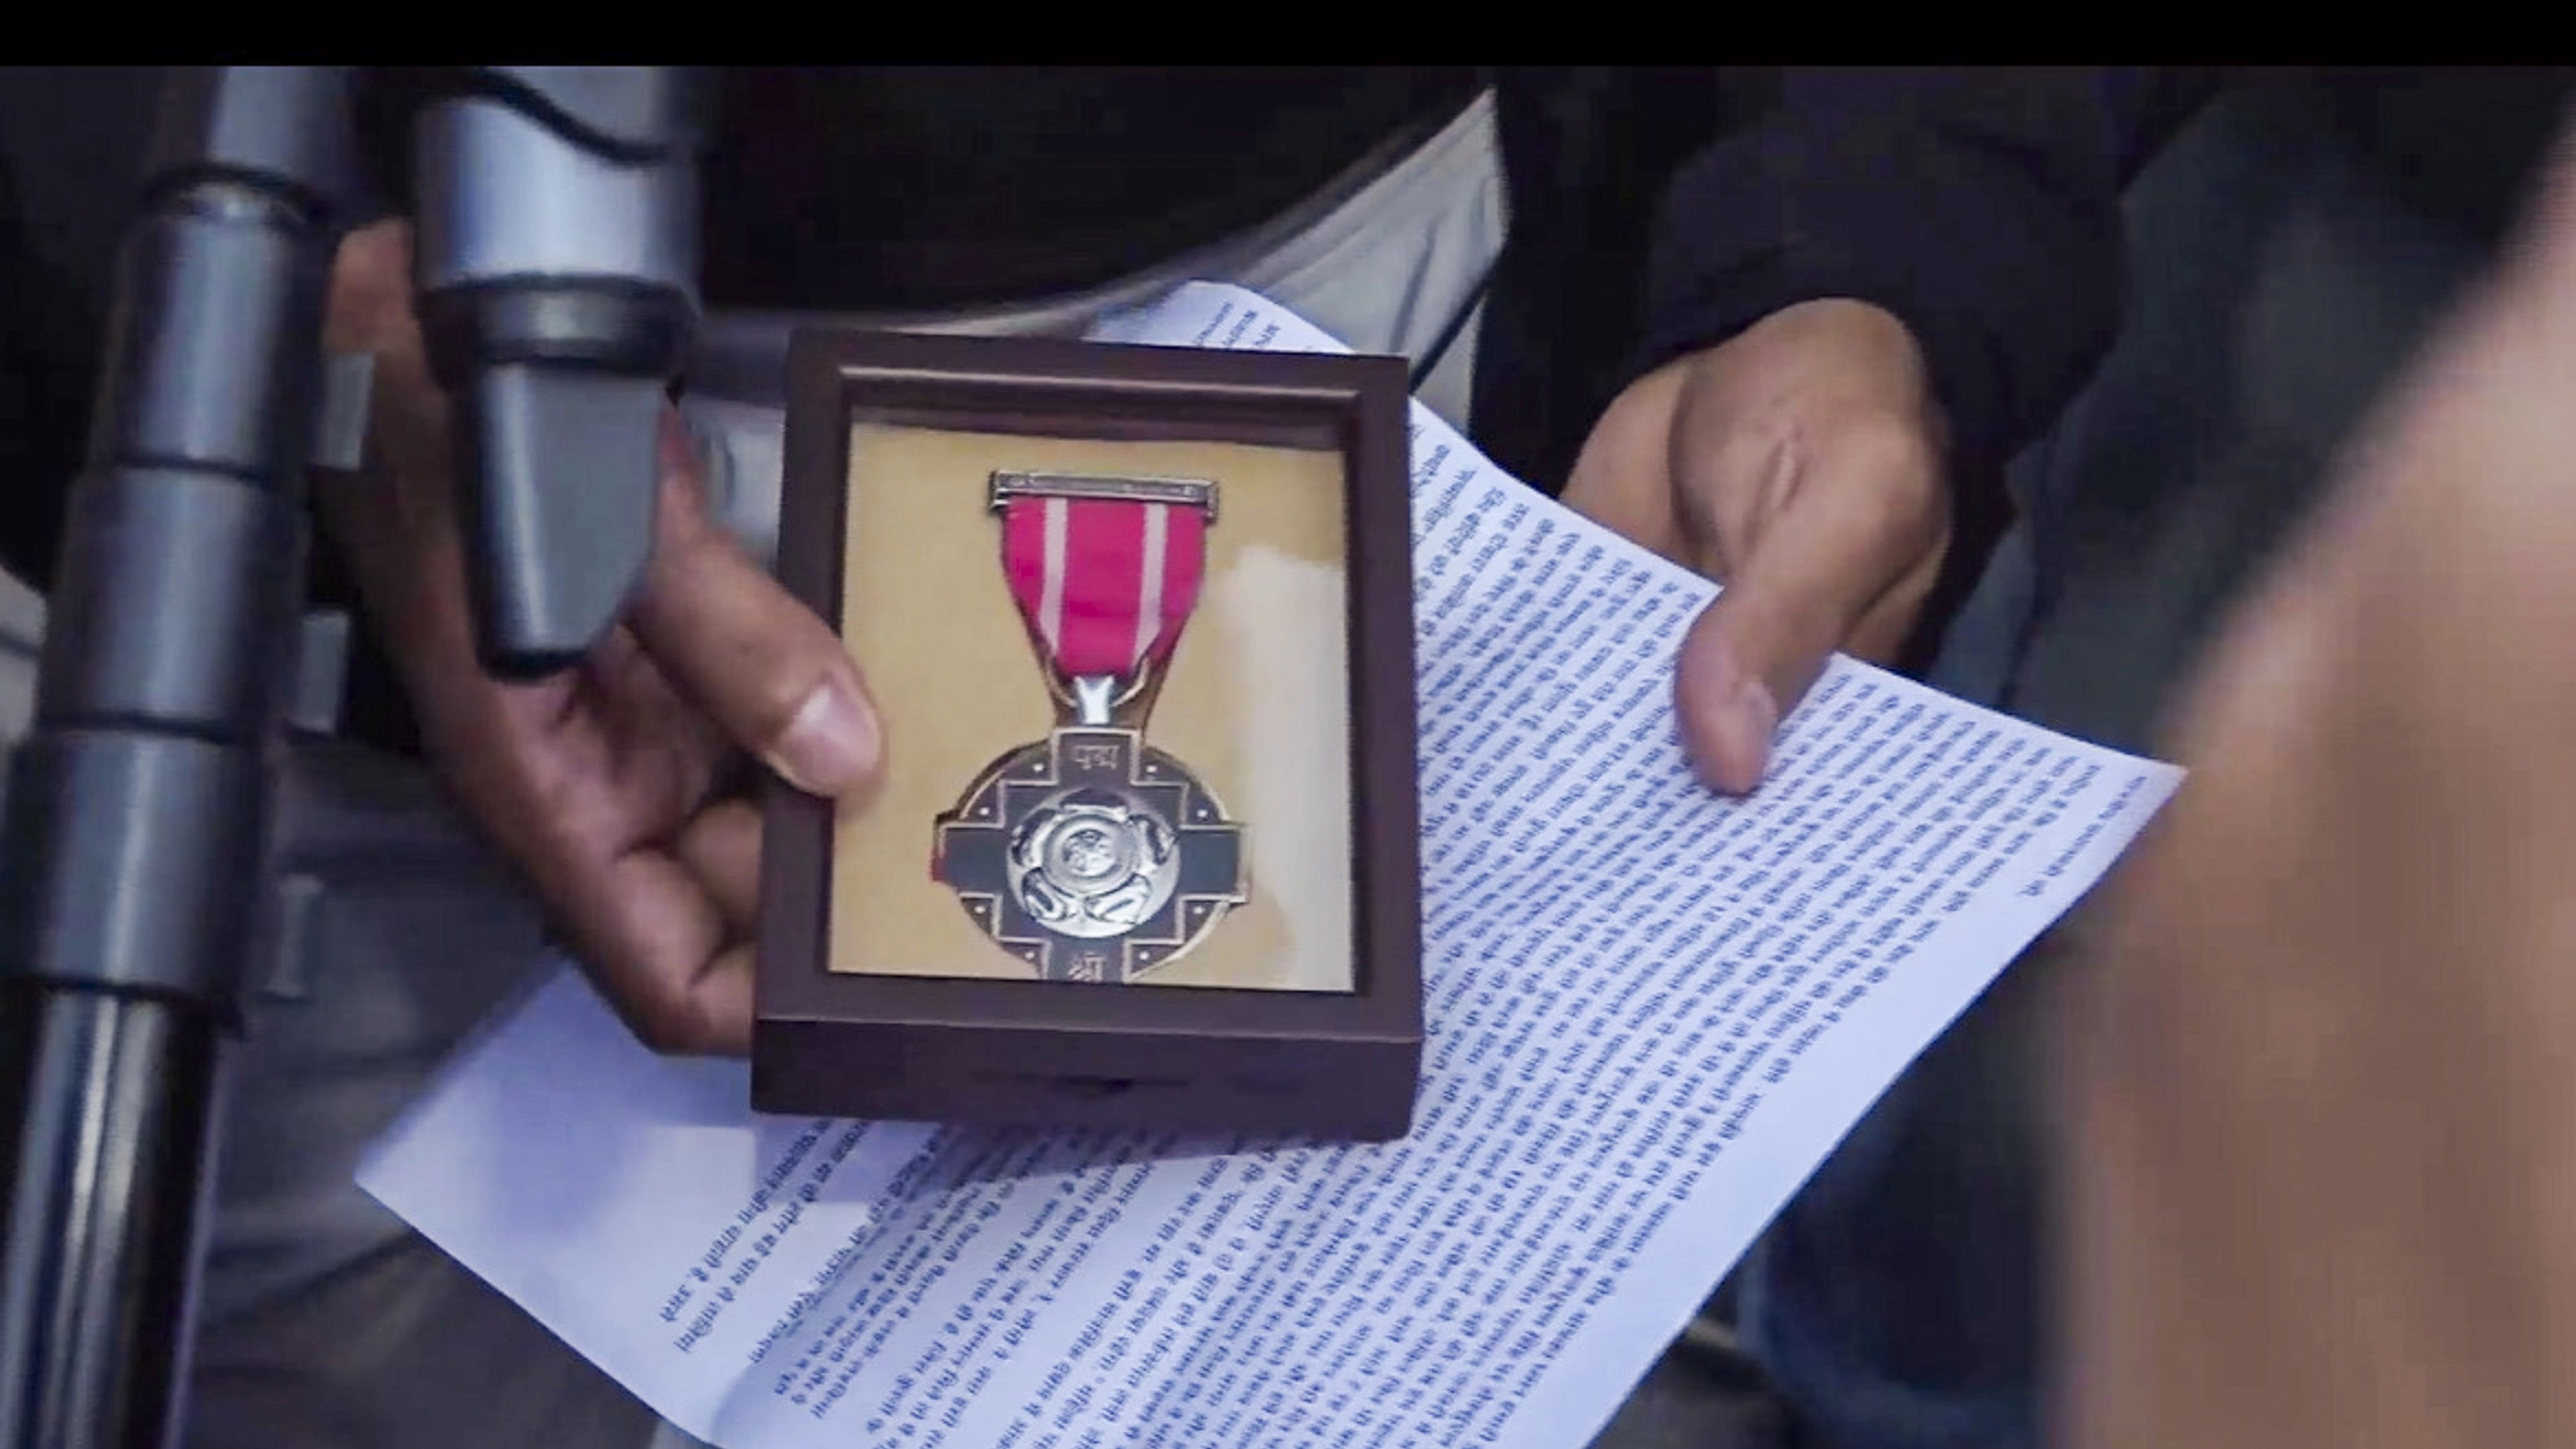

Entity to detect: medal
[932,471,1247,984]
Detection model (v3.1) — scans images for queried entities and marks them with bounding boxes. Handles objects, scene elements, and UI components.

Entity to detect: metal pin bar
[988,471,1219,520]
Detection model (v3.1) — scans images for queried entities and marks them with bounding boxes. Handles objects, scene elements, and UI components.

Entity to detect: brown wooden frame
[753,328,1422,1140]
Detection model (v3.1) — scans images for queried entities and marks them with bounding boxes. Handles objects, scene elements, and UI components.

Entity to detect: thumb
[1675,463,1942,795]
[629,413,883,798]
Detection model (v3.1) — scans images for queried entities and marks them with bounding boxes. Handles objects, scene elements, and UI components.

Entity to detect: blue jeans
[1733,913,2052,1449]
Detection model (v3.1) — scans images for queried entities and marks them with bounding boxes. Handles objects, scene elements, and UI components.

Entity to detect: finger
[1674,424,1945,795]
[1561,357,1694,561]
[315,222,466,639]
[559,846,754,1057]
[675,797,763,937]
[629,414,883,799]
[323,220,421,361]
[478,662,744,1056]
[1842,546,1947,666]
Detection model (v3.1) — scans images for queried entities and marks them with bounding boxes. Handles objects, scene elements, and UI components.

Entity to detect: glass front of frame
[827,422,1357,995]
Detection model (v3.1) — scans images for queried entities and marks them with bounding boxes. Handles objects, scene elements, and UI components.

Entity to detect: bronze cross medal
[931,471,1247,984]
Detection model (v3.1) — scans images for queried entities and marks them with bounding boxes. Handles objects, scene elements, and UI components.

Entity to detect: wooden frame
[754,328,1422,1140]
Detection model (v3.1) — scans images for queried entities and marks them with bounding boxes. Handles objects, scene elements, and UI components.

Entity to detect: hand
[1564,299,1951,793]
[2066,147,2576,1448]
[317,221,882,1056]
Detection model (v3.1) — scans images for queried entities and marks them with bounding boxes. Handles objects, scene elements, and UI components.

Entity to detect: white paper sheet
[359,284,2183,1449]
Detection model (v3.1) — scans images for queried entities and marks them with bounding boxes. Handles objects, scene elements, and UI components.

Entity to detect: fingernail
[1721,677,1779,790]
[770,681,879,795]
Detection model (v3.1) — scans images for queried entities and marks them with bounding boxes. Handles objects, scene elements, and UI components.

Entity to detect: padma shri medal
[931,472,1246,983]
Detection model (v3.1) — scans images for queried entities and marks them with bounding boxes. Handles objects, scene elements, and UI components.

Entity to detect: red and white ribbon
[1002,494,1207,682]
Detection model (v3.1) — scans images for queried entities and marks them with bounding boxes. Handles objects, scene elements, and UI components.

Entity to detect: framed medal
[755,328,1422,1141]
[928,471,1247,986]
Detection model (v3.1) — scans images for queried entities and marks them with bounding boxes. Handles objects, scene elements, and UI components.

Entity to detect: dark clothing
[0,67,2227,746]
[344,67,1489,313]
[2320,66,2576,244]
[1612,68,2220,664]
[696,68,1487,310]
